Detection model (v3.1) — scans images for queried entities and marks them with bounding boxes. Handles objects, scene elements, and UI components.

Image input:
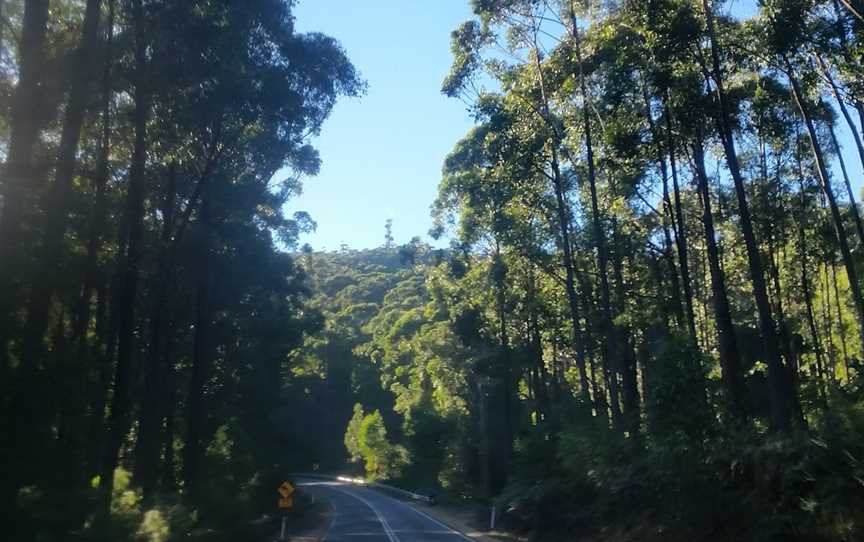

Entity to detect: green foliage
[344,405,409,481]
[0,0,361,538]
[345,404,367,465]
[7,0,864,540]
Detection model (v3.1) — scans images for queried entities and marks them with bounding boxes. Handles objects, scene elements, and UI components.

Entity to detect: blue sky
[286,0,863,251]
[287,1,475,251]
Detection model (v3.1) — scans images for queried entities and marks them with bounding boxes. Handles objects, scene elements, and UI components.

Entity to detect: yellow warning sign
[278,481,295,499]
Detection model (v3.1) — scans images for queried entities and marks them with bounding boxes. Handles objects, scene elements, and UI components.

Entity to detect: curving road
[297,480,474,542]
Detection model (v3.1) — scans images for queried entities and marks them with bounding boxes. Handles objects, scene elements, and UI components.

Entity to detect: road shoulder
[405,500,524,542]
[268,491,335,542]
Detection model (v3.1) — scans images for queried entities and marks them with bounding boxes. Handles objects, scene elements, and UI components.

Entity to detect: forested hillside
[4,0,864,541]
[294,1,864,541]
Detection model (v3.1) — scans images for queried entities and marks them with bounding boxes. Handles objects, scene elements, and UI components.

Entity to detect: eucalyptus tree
[0,0,361,537]
[443,4,600,415]
[751,0,864,356]
[695,0,800,431]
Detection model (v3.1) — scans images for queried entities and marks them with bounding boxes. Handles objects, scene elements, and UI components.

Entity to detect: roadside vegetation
[4,1,864,541]
[299,2,864,540]
[0,1,361,540]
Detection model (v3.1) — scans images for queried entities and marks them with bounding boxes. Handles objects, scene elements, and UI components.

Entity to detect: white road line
[296,484,337,542]
[331,486,400,542]
[348,484,475,542]
[320,497,337,542]
[402,504,475,542]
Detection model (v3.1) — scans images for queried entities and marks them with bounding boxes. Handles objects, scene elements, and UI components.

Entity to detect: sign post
[277,481,295,541]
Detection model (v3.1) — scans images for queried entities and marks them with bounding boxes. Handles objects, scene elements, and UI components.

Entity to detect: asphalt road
[297,480,474,542]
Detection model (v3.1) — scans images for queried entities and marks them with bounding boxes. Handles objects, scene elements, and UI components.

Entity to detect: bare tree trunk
[155,323,178,492]
[800,234,827,399]
[0,0,51,341]
[22,0,104,369]
[76,3,116,475]
[0,2,52,535]
[830,260,852,377]
[817,55,864,181]
[665,97,698,343]
[692,133,746,418]
[184,186,213,494]
[550,151,591,406]
[823,262,838,381]
[567,9,622,428]
[642,86,685,329]
[611,223,640,433]
[702,0,797,430]
[838,0,864,22]
[135,163,177,500]
[824,106,864,247]
[529,41,591,410]
[99,0,149,529]
[74,0,116,381]
[788,63,864,352]
[491,241,513,486]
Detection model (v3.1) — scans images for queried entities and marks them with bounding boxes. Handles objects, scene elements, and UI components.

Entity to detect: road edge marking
[332,485,400,542]
[296,482,339,542]
[347,484,475,542]
[319,489,338,542]
[403,504,476,542]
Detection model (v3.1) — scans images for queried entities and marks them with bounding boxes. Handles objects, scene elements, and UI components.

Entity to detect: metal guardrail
[290,472,435,504]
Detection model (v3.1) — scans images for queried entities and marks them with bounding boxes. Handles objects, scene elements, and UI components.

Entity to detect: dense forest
[4,0,864,541]
[0,0,362,540]
[301,0,864,540]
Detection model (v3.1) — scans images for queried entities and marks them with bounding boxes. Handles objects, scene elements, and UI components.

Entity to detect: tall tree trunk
[611,223,640,433]
[531,314,550,426]
[827,0,864,132]
[99,0,149,527]
[824,105,864,247]
[86,283,112,474]
[831,260,852,377]
[817,55,864,183]
[21,0,103,370]
[822,262,838,380]
[530,41,591,409]
[799,220,827,399]
[0,2,52,534]
[23,0,106,501]
[491,241,513,487]
[665,97,698,343]
[184,186,213,493]
[760,134,802,413]
[135,163,177,500]
[663,96,697,347]
[642,86,685,328]
[692,133,747,418]
[74,0,116,380]
[567,8,622,428]
[838,0,864,22]
[702,0,797,431]
[787,62,864,351]
[0,0,51,350]
[577,269,607,418]
[550,152,591,406]
[160,330,178,491]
